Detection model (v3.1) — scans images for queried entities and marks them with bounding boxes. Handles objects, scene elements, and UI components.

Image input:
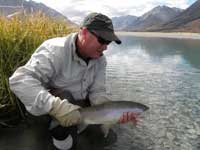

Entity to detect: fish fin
[101,124,113,138]
[77,123,88,134]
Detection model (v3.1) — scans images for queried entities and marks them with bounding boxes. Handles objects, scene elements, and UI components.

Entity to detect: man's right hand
[118,112,139,124]
[49,97,81,127]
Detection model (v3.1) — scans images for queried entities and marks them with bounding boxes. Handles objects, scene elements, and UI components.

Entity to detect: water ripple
[103,36,200,150]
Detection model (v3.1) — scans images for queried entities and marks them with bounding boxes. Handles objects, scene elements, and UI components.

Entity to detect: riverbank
[0,115,117,150]
[116,32,200,40]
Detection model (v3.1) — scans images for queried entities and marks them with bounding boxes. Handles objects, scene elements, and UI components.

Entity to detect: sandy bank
[116,32,200,40]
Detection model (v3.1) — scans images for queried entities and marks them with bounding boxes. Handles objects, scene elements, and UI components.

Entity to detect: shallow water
[103,35,200,150]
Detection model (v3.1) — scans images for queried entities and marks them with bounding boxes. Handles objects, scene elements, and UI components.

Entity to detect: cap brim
[93,31,121,44]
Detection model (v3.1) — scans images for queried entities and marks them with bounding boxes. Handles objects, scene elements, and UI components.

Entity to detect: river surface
[103,35,200,150]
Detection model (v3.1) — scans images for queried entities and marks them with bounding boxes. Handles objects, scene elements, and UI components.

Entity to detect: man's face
[81,28,111,59]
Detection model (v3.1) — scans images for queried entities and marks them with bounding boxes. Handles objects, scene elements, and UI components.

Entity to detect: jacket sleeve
[89,56,111,105]
[9,41,61,116]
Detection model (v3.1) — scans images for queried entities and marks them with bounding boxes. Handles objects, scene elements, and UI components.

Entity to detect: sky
[30,0,197,24]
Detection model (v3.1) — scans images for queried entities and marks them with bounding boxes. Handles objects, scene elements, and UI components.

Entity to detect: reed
[0,12,77,124]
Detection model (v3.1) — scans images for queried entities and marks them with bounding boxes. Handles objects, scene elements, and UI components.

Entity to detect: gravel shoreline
[116,32,200,40]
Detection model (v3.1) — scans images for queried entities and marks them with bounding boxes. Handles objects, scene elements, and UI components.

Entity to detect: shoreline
[116,32,200,40]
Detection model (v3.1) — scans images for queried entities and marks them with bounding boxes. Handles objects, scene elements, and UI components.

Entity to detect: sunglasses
[89,31,111,45]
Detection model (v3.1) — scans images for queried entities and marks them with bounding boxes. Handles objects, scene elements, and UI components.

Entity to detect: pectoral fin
[77,123,88,134]
[100,124,113,138]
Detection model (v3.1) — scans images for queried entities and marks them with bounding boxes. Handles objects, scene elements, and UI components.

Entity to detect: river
[103,35,200,150]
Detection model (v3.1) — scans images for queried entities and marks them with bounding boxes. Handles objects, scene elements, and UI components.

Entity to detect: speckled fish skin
[79,101,149,125]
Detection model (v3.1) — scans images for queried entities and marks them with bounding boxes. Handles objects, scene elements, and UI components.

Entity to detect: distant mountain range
[112,15,138,31]
[1,0,200,33]
[112,0,200,32]
[0,0,76,27]
[149,0,200,32]
[112,6,183,31]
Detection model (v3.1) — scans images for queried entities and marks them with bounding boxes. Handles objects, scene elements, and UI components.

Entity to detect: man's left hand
[119,112,139,124]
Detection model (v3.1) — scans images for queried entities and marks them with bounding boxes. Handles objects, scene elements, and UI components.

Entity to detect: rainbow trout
[79,101,149,125]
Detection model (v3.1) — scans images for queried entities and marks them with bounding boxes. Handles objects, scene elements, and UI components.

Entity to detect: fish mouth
[144,106,150,111]
[141,104,149,111]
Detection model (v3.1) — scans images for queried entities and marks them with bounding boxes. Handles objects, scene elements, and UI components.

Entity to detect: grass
[0,12,77,124]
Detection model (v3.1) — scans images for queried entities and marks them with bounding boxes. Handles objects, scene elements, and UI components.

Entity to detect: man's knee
[50,89,75,102]
[50,125,78,150]
[50,125,77,140]
[50,88,91,107]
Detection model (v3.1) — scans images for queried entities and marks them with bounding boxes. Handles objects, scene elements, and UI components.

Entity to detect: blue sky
[30,0,197,23]
[188,0,196,4]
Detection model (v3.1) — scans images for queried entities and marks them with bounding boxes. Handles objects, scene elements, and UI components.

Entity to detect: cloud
[61,7,89,24]
[161,0,190,8]
[32,0,194,23]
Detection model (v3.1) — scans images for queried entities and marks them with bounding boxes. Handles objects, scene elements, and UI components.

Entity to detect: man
[9,13,138,150]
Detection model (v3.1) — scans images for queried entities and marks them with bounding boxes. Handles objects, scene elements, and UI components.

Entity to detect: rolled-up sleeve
[89,56,111,105]
[9,42,60,115]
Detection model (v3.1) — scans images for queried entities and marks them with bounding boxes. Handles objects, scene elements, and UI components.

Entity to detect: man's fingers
[131,113,139,124]
[127,112,130,121]
[119,112,139,124]
[119,112,126,123]
[119,112,125,123]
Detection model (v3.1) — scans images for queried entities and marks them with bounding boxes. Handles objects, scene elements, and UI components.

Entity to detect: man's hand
[49,97,81,127]
[119,112,139,124]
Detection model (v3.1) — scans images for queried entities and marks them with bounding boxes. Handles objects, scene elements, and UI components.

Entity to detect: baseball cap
[80,12,121,44]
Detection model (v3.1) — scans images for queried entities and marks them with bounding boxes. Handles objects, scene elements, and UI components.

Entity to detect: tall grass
[0,12,77,123]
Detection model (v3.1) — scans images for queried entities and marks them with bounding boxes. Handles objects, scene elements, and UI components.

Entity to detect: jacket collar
[71,33,99,67]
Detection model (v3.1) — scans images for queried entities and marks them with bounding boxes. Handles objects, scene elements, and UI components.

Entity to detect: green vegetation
[0,12,77,124]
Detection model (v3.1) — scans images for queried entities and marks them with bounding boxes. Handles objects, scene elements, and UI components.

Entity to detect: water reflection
[104,35,200,150]
[106,36,200,69]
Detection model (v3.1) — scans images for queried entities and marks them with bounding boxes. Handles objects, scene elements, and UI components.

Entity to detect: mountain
[112,5,183,31]
[0,0,76,26]
[136,6,183,30]
[112,15,138,31]
[0,0,22,6]
[0,0,23,16]
[150,0,200,32]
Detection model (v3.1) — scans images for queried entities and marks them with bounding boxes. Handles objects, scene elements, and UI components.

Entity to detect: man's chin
[91,54,102,59]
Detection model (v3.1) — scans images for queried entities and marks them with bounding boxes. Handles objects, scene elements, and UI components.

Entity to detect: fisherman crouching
[9,12,138,150]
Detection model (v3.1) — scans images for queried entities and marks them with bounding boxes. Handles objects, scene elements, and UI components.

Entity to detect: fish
[49,88,149,136]
[79,101,149,125]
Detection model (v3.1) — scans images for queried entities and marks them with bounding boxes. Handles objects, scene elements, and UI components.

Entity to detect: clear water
[104,35,200,150]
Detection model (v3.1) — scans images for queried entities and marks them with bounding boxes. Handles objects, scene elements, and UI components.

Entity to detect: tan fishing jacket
[9,33,107,116]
